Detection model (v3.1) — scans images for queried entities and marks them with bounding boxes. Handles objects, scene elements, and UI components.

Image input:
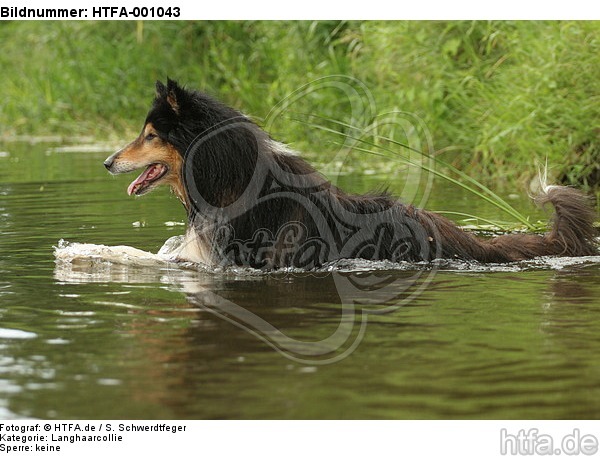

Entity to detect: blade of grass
[296,111,534,224]
[286,113,537,229]
[434,211,524,230]
[333,138,535,230]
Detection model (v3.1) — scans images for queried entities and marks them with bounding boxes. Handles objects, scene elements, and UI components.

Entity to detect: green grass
[1,20,599,191]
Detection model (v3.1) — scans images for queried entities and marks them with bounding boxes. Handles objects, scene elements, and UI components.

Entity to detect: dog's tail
[533,185,598,256]
[418,185,598,262]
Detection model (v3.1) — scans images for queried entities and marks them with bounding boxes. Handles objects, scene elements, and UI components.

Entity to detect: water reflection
[54,238,600,367]
[3,142,600,418]
[54,247,387,364]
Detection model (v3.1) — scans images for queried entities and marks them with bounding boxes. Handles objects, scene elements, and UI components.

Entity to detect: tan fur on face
[108,124,187,207]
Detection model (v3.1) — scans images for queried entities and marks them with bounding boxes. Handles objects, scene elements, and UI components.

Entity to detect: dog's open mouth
[127,163,168,196]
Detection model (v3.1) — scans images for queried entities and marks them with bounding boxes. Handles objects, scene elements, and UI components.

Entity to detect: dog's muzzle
[103,150,120,172]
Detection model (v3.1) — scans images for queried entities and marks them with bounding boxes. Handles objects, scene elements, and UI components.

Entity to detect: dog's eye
[145,133,157,141]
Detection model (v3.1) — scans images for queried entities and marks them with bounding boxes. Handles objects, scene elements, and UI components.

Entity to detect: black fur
[148,79,599,269]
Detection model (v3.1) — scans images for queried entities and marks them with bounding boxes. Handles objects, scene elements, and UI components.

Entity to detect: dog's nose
[104,154,116,170]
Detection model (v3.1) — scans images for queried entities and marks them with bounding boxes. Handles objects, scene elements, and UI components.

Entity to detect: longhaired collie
[103,79,598,269]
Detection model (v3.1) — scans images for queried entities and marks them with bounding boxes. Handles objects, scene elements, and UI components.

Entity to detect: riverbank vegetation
[1,21,598,189]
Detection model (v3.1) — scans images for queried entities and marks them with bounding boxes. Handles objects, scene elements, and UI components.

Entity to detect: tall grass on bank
[0,21,598,189]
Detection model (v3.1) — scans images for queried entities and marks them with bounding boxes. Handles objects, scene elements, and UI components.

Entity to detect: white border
[2,0,600,20]
[2,420,600,456]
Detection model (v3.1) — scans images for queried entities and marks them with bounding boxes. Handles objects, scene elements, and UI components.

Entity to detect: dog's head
[103,79,187,200]
[105,79,267,212]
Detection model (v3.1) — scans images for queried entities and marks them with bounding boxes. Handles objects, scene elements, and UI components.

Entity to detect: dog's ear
[155,80,167,98]
[165,78,181,115]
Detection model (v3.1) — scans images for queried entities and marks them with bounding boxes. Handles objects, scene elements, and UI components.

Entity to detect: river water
[1,140,599,419]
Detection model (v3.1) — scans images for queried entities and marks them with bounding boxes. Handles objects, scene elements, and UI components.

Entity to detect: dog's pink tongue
[127,164,159,196]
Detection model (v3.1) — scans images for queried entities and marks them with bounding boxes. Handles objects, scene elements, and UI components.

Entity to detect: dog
[103,79,598,269]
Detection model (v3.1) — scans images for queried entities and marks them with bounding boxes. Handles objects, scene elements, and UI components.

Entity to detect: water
[1,140,600,419]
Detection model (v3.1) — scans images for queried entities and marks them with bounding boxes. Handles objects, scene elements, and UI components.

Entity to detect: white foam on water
[54,238,169,268]
[45,338,71,345]
[53,237,206,284]
[53,236,600,283]
[521,255,600,271]
[0,328,37,340]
